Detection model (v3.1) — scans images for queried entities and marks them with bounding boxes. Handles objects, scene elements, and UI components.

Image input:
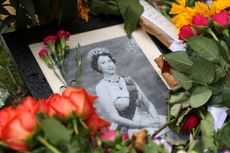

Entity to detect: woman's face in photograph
[97,55,116,74]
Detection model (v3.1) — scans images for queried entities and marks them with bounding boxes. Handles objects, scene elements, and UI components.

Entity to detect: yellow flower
[169,0,186,14]
[193,2,209,16]
[209,0,230,15]
[171,12,192,29]
[170,0,197,29]
[77,0,90,22]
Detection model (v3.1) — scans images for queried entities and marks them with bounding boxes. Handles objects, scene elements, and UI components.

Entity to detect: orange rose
[0,106,16,139]
[40,94,79,118]
[62,87,97,120]
[0,105,38,151]
[85,113,110,136]
[17,97,39,113]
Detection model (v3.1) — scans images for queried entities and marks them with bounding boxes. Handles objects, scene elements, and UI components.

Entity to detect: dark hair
[91,53,116,73]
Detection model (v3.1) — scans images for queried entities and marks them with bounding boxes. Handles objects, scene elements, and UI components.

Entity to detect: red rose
[179,25,196,40]
[85,113,110,136]
[211,10,230,28]
[180,113,199,132]
[43,35,57,45]
[192,14,209,27]
[40,94,78,118]
[0,106,16,139]
[62,87,97,120]
[0,105,37,151]
[57,30,70,39]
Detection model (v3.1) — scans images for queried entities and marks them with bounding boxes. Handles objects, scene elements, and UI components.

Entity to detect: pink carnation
[39,49,49,58]
[43,35,57,45]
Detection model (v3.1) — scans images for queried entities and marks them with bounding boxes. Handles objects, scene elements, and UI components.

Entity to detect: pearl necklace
[104,76,123,90]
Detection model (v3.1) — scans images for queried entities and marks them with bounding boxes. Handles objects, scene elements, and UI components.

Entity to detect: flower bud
[180,113,199,132]
[179,25,197,40]
[211,11,230,28]
[39,49,53,68]
[192,14,209,30]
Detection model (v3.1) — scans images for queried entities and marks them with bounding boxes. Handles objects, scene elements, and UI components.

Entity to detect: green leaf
[176,108,191,126]
[218,40,230,64]
[189,58,215,84]
[200,112,215,149]
[30,147,46,153]
[187,36,220,62]
[168,92,187,104]
[214,65,226,82]
[170,104,181,117]
[216,122,230,150]
[221,87,230,107]
[117,0,143,37]
[41,117,71,146]
[209,94,222,106]
[143,138,168,153]
[90,0,120,15]
[165,51,193,73]
[223,36,230,53]
[0,15,16,33]
[20,0,36,25]
[171,70,193,90]
[188,140,203,153]
[190,86,212,108]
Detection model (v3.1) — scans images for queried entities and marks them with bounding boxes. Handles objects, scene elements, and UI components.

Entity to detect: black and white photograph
[29,25,169,136]
[64,35,168,136]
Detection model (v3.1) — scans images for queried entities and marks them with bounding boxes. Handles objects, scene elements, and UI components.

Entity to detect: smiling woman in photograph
[87,48,164,135]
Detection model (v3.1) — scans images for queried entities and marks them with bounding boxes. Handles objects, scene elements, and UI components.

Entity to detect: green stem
[75,44,82,88]
[79,118,88,129]
[222,29,229,37]
[52,67,67,87]
[72,115,79,135]
[207,28,219,42]
[151,118,177,138]
[36,136,61,153]
[60,64,69,86]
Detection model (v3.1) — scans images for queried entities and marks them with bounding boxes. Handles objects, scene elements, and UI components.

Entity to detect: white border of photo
[29,24,170,93]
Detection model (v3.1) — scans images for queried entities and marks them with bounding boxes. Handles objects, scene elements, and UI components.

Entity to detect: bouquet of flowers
[0,87,172,153]
[154,0,230,152]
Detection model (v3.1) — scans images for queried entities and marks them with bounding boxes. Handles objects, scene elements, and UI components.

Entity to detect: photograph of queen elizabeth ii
[64,36,168,136]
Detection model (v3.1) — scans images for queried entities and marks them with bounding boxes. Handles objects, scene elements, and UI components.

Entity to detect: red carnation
[38,49,48,58]
[43,35,57,45]
[180,113,199,132]
[192,14,209,27]
[179,25,196,40]
[211,10,230,28]
[57,30,70,39]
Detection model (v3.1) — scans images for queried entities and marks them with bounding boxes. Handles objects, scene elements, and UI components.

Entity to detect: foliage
[90,0,143,37]
[0,88,172,153]
[0,42,28,105]
[0,0,78,32]
[164,35,230,152]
